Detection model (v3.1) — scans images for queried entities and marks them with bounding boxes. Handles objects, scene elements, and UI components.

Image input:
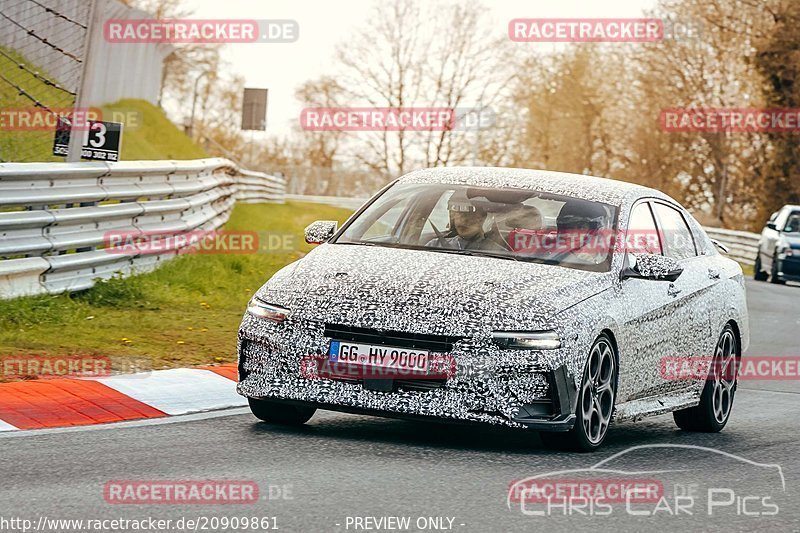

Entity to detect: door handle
[668,283,682,297]
[708,268,720,280]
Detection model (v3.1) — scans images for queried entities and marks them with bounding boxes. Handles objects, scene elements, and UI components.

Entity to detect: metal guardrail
[704,227,760,265]
[0,158,285,299]
[283,195,762,267]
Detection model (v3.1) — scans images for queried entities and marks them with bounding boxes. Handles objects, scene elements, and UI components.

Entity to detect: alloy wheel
[580,339,616,445]
[711,329,737,424]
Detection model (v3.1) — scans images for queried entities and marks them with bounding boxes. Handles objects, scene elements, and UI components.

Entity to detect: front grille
[395,379,446,391]
[323,324,462,353]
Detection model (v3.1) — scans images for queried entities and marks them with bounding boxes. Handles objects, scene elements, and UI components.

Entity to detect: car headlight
[246,297,289,323]
[492,330,562,350]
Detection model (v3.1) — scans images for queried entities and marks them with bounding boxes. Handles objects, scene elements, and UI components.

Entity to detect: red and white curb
[0,364,245,431]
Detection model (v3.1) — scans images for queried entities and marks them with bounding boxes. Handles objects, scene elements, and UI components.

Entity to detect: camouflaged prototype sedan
[237,167,749,451]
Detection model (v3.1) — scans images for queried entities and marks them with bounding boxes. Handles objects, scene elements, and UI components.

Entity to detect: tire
[753,254,768,281]
[248,398,316,425]
[541,334,617,452]
[770,253,786,284]
[673,325,738,432]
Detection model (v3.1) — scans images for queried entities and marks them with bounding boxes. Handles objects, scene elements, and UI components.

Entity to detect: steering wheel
[428,220,449,247]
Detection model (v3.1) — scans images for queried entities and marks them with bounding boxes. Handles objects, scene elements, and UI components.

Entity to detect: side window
[653,203,697,260]
[627,202,663,257]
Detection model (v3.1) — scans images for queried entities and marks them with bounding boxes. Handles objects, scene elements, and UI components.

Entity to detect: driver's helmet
[447,190,483,215]
[448,190,486,225]
[557,201,607,233]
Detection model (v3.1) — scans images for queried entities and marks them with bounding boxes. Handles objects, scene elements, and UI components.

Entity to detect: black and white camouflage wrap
[237,167,749,429]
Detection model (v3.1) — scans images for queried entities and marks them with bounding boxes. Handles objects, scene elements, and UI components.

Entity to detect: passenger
[504,205,544,254]
[554,202,609,265]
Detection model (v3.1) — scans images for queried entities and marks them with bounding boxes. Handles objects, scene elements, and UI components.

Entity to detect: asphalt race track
[2,280,798,532]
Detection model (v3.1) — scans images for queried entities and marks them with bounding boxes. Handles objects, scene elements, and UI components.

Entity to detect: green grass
[0,202,353,378]
[0,47,206,162]
[100,99,208,160]
[0,47,69,162]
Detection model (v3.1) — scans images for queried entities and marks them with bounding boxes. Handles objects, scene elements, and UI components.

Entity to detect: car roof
[397,167,671,206]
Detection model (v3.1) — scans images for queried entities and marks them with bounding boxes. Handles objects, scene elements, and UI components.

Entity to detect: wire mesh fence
[0,0,90,163]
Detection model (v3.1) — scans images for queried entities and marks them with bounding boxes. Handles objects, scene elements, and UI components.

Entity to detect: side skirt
[614,389,701,422]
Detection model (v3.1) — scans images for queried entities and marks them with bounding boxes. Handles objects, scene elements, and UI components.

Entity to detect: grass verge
[0,202,353,379]
[0,46,206,162]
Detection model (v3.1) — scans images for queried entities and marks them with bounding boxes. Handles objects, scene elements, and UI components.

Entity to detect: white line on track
[0,407,251,439]
[2,387,797,439]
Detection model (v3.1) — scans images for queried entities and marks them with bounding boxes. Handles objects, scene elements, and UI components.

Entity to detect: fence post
[66,0,100,163]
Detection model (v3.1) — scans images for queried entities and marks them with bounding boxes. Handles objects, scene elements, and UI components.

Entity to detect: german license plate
[328,341,429,373]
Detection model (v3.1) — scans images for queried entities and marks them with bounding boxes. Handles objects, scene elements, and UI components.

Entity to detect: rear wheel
[541,334,617,452]
[248,398,316,425]
[673,325,738,432]
[753,254,768,281]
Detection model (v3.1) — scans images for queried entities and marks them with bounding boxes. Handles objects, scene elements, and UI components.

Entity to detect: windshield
[784,212,800,233]
[335,182,619,272]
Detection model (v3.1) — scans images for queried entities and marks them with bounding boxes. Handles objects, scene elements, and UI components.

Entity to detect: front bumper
[236,317,578,431]
[778,255,800,281]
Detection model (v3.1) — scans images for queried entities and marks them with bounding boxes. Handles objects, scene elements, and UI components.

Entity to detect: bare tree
[124,0,221,110]
[294,76,347,194]
[335,0,510,176]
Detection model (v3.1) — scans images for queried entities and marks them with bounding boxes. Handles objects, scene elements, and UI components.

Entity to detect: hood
[257,243,611,336]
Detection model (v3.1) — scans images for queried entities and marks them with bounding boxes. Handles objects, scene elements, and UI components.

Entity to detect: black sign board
[53,120,123,161]
[241,88,268,131]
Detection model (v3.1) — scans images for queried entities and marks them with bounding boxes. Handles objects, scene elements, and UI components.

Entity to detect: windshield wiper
[420,247,520,262]
[457,249,520,262]
[335,240,378,246]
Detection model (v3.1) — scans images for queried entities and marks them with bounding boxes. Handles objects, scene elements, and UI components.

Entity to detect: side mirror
[304,220,338,244]
[621,253,683,282]
[766,222,778,231]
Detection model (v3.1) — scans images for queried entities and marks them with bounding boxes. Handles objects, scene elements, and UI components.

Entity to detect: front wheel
[673,325,738,432]
[541,334,617,452]
[248,398,316,425]
[753,254,768,281]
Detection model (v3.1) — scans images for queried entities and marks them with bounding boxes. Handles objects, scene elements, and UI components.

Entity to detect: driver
[426,191,504,251]
[554,202,609,264]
